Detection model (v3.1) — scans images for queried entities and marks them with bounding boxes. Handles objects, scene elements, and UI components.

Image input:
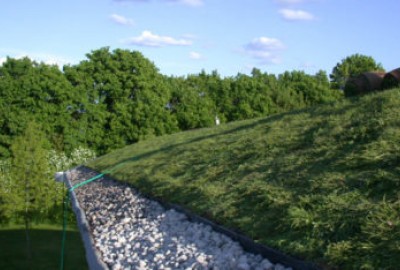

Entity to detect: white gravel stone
[69,167,292,270]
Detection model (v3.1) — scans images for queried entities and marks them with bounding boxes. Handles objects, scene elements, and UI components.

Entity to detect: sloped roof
[382,68,400,90]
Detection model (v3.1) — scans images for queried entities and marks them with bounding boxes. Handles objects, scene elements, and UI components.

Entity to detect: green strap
[60,173,104,270]
[60,172,107,270]
[60,161,132,270]
[60,192,70,270]
[69,173,105,192]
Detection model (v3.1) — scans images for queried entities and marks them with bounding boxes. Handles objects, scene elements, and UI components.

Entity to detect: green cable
[60,191,70,270]
[59,172,107,270]
[59,162,130,270]
[69,173,105,192]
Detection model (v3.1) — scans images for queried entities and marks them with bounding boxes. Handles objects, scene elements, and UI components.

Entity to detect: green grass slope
[0,224,88,270]
[88,88,400,270]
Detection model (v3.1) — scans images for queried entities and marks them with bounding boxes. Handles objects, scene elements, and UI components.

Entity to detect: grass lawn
[88,88,400,269]
[0,224,88,270]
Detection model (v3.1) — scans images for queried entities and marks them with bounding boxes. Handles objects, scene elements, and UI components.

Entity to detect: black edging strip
[80,166,320,270]
[166,203,320,270]
[64,169,108,270]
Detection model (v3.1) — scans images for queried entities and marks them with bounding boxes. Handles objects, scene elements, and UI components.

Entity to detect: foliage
[0,49,377,267]
[330,53,384,90]
[167,73,216,129]
[0,159,12,222]
[0,224,88,270]
[0,57,80,157]
[9,122,53,222]
[0,49,344,157]
[64,47,179,153]
[0,142,95,225]
[48,147,96,172]
[7,122,52,258]
[88,88,400,269]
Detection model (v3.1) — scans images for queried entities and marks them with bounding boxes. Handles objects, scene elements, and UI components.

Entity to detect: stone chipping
[68,167,292,270]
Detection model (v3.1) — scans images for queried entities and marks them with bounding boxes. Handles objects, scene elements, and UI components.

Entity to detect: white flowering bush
[48,147,96,172]
[70,147,96,166]
[1,146,96,223]
[0,159,11,194]
[48,150,71,172]
[47,147,96,200]
[1,147,96,217]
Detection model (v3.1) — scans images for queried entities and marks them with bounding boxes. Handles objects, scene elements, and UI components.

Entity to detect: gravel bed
[68,167,292,270]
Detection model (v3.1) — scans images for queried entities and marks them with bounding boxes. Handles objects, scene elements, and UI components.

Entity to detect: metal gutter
[57,166,319,270]
[58,169,108,270]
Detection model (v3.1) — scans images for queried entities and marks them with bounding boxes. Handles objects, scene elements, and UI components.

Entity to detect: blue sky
[1,0,399,77]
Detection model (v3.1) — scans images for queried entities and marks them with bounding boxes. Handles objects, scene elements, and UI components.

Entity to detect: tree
[65,47,179,153]
[278,70,342,105]
[0,57,80,157]
[167,75,215,130]
[229,72,274,120]
[330,54,384,89]
[10,121,52,259]
[0,159,12,223]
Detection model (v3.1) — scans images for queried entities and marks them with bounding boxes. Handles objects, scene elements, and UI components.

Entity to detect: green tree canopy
[9,121,54,257]
[330,54,384,90]
[10,121,53,218]
[0,57,78,157]
[64,47,179,153]
[0,49,345,158]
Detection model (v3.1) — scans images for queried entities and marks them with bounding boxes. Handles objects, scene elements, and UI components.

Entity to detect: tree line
[0,121,95,257]
[0,47,364,158]
[0,47,385,228]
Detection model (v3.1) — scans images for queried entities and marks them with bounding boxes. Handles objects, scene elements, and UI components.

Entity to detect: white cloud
[0,57,7,66]
[21,52,72,66]
[299,61,316,69]
[110,14,135,26]
[189,51,203,60]
[114,0,204,7]
[113,0,149,2]
[243,37,285,64]
[245,37,284,51]
[0,48,74,67]
[127,31,192,47]
[171,0,203,7]
[274,0,307,4]
[181,33,198,40]
[279,9,315,21]
[37,54,72,66]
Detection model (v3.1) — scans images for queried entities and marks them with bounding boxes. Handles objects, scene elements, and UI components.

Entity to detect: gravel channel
[68,166,292,270]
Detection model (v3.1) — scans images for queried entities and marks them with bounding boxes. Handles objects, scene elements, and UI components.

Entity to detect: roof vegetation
[88,88,400,269]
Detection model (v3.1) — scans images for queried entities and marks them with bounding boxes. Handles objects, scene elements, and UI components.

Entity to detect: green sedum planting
[88,88,400,270]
